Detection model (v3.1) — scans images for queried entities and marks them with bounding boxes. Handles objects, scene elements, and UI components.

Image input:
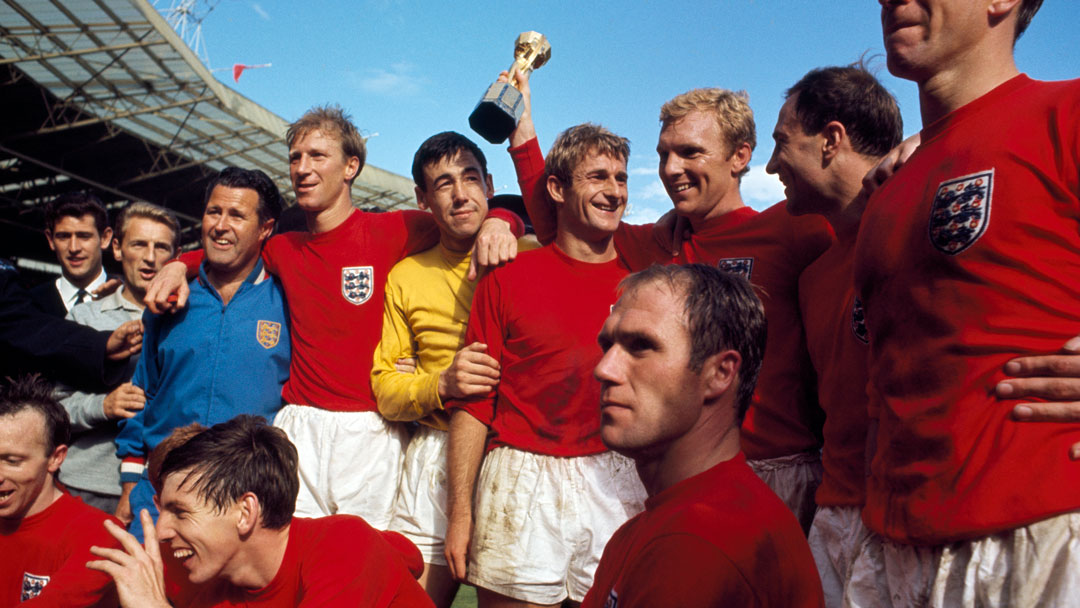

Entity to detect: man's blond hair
[286,105,366,185]
[660,88,756,179]
[545,123,630,186]
[114,201,180,252]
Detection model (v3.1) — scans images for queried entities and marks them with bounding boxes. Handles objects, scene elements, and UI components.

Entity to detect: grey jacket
[55,288,142,497]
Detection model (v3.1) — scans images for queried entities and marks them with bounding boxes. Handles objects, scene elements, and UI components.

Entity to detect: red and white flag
[232,63,271,82]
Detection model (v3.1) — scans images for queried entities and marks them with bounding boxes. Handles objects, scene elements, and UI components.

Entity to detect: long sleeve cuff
[120,457,145,483]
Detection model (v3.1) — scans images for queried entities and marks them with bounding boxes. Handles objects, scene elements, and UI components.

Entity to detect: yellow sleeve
[371,269,443,421]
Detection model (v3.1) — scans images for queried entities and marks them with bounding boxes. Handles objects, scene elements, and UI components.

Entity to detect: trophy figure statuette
[469,32,551,144]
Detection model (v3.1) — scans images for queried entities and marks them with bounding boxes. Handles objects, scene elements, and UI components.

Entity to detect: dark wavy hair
[158,415,299,529]
[785,63,903,159]
[203,167,285,226]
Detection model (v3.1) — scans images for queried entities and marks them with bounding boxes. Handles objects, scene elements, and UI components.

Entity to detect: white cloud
[741,163,784,211]
[634,178,669,202]
[624,178,671,224]
[352,62,424,97]
[629,166,655,177]
[250,2,270,20]
[623,202,668,225]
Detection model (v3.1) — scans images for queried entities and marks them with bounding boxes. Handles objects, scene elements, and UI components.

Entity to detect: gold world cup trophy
[469,31,551,144]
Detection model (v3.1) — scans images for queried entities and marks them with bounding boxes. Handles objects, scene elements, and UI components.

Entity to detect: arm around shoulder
[371,274,441,422]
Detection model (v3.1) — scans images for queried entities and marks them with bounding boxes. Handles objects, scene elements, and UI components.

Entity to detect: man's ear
[345,156,361,183]
[822,120,846,163]
[100,227,114,250]
[236,492,260,535]
[546,175,566,208]
[988,0,1023,18]
[415,186,430,212]
[729,142,752,176]
[258,219,275,243]
[112,234,124,262]
[484,173,495,199]
[701,350,741,402]
[45,230,56,252]
[46,443,67,475]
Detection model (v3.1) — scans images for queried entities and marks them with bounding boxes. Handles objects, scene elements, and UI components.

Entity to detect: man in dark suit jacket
[1,259,142,391]
[30,192,113,316]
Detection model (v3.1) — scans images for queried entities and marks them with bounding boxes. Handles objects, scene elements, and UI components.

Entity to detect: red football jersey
[163,515,432,607]
[799,225,869,507]
[1,493,120,607]
[448,244,628,457]
[854,75,1080,544]
[581,453,824,608]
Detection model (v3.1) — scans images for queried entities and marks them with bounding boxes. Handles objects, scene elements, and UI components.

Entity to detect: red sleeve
[177,249,203,279]
[378,531,424,579]
[258,233,288,275]
[392,207,522,263]
[613,222,673,271]
[444,271,503,425]
[396,209,441,259]
[24,514,122,608]
[509,137,556,245]
[297,519,433,608]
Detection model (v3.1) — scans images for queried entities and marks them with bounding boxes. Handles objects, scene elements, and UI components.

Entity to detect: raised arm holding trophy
[468,31,550,144]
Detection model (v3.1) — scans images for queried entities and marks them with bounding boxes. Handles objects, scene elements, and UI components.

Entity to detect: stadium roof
[0,0,417,269]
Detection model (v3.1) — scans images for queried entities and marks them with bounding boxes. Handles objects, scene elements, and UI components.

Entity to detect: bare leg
[419,563,459,608]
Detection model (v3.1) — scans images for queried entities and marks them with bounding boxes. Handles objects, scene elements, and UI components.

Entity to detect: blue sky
[178,0,1079,223]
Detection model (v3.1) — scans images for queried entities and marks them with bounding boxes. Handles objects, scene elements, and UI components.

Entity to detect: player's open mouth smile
[592,202,620,213]
[0,489,14,505]
[174,547,195,562]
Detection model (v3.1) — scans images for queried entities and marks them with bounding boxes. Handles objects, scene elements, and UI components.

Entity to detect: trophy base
[469,82,524,144]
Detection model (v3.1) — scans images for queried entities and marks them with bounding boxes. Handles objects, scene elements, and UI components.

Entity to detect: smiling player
[0,374,122,606]
[90,416,431,607]
[371,131,538,607]
[445,124,646,608]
